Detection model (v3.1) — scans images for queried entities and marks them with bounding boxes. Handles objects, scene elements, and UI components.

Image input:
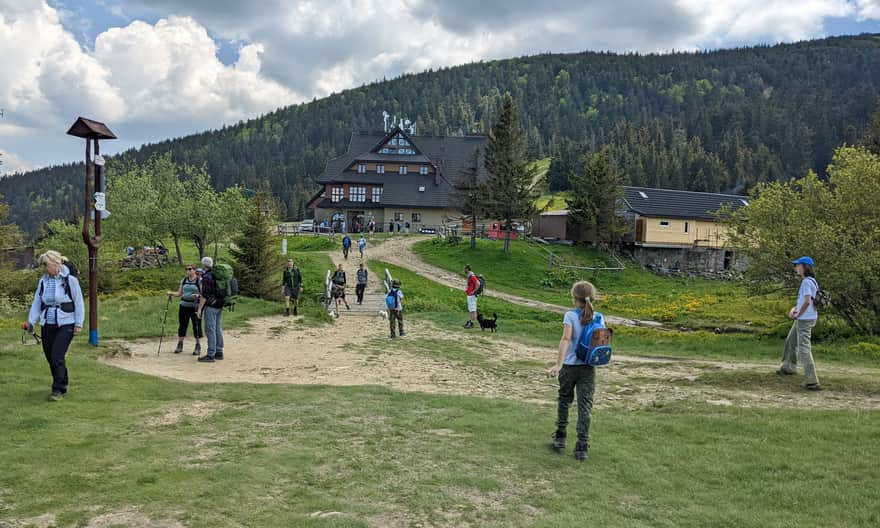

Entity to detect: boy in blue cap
[777,256,821,390]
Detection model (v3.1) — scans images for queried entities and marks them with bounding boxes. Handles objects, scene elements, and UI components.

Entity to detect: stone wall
[626,245,749,278]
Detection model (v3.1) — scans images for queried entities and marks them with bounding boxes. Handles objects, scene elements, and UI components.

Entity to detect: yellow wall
[383,208,454,227]
[639,216,732,248]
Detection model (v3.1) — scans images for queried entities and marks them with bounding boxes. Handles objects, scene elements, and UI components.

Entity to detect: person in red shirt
[464,265,480,329]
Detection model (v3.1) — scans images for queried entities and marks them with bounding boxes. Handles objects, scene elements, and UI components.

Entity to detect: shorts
[467,295,477,313]
[284,285,300,299]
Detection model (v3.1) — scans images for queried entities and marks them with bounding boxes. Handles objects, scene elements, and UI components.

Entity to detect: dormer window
[357,164,366,173]
[399,165,408,175]
[419,166,429,175]
[418,186,426,192]
[378,132,417,155]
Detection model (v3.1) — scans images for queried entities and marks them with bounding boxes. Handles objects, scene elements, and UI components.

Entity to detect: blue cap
[791,256,814,266]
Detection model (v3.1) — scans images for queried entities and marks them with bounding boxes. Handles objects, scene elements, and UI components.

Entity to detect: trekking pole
[158,295,172,355]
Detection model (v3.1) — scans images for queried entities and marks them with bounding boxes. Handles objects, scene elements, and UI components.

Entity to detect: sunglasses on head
[186,267,194,271]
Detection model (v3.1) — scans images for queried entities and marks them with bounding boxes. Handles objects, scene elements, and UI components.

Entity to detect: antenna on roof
[382,110,390,133]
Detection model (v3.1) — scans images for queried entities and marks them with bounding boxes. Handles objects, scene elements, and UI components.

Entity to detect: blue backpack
[386,289,400,310]
[575,312,614,366]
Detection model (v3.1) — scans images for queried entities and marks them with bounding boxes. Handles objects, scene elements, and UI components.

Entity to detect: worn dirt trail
[100,235,879,411]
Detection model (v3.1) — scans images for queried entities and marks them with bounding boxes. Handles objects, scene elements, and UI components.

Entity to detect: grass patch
[414,238,801,331]
[0,340,878,527]
[680,368,880,396]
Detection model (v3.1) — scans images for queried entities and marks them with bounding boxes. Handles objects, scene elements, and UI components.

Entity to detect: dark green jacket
[282,267,302,288]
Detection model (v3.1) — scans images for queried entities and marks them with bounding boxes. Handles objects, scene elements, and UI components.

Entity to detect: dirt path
[101,315,880,411]
[356,236,663,328]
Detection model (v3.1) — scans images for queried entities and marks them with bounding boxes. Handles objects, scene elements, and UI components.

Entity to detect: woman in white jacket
[26,250,85,401]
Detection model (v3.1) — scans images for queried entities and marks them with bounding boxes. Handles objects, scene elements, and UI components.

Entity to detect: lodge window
[357,164,366,173]
[684,222,690,234]
[659,221,670,228]
[399,165,408,175]
[394,212,404,221]
[349,186,366,202]
[377,164,385,174]
[372,187,383,203]
[412,213,421,223]
[419,166,428,175]
[331,187,344,202]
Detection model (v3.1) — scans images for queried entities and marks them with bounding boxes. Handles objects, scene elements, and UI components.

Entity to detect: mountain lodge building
[308,125,487,231]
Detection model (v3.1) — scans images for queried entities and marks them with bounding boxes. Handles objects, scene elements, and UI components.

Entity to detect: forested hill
[3,33,880,236]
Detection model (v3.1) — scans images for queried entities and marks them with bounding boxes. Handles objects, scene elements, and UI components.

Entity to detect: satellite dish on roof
[382,110,390,132]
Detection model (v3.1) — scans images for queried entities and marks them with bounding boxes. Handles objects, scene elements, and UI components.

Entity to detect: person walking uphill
[547,281,601,461]
[331,263,351,312]
[358,235,367,260]
[282,259,303,317]
[26,250,85,401]
[777,256,822,390]
[166,264,202,355]
[463,265,480,329]
[197,257,225,363]
[386,279,405,338]
[342,235,352,260]
[356,263,368,305]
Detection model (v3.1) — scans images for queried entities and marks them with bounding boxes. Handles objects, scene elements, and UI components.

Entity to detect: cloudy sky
[1,0,879,174]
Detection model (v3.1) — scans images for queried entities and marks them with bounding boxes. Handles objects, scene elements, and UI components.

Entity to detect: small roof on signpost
[66,117,117,140]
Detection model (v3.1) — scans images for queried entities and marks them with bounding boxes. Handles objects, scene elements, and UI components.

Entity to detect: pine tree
[567,149,626,248]
[483,95,537,254]
[230,197,284,299]
[863,110,880,156]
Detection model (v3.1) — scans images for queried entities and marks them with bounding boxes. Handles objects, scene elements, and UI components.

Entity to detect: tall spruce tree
[483,95,537,254]
[567,149,626,247]
[230,197,284,299]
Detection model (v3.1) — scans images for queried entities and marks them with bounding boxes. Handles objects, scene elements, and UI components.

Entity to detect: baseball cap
[791,256,815,266]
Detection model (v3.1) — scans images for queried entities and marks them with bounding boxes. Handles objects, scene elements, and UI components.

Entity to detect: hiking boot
[293,307,298,316]
[214,353,224,360]
[574,441,589,461]
[174,342,183,354]
[285,308,290,317]
[193,343,201,356]
[776,369,795,376]
[464,321,474,329]
[389,333,396,339]
[399,331,406,337]
[805,383,822,391]
[552,431,566,451]
[198,355,215,363]
[49,391,63,402]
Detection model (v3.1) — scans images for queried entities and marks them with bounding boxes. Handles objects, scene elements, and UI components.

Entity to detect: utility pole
[66,117,116,346]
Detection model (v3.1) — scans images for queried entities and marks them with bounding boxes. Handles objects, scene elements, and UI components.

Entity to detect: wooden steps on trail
[331,292,386,317]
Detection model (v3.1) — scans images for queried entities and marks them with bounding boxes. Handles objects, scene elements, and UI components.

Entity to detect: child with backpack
[358,235,367,259]
[547,281,608,461]
[386,279,405,338]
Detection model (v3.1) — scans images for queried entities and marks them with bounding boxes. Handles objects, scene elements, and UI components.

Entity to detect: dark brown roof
[622,186,749,220]
[316,126,487,209]
[66,117,117,140]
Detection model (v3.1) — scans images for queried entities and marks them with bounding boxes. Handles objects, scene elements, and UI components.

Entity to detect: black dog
[477,312,498,332]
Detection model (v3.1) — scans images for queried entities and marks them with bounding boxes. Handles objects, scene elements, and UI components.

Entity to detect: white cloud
[0,149,31,175]
[855,0,880,19]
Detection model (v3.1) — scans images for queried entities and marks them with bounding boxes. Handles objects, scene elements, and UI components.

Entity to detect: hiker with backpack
[282,259,303,317]
[358,235,367,259]
[356,263,368,305]
[331,263,351,312]
[342,235,352,260]
[547,280,610,461]
[26,250,85,401]
[463,265,483,329]
[166,263,202,355]
[197,257,238,362]
[776,256,822,390]
[386,279,405,338]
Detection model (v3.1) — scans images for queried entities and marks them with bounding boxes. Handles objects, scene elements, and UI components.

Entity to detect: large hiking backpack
[212,263,239,310]
[385,288,400,310]
[38,258,79,302]
[575,312,614,366]
[474,274,486,296]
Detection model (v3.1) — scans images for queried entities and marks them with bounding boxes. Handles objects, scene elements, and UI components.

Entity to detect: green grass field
[1,243,878,527]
